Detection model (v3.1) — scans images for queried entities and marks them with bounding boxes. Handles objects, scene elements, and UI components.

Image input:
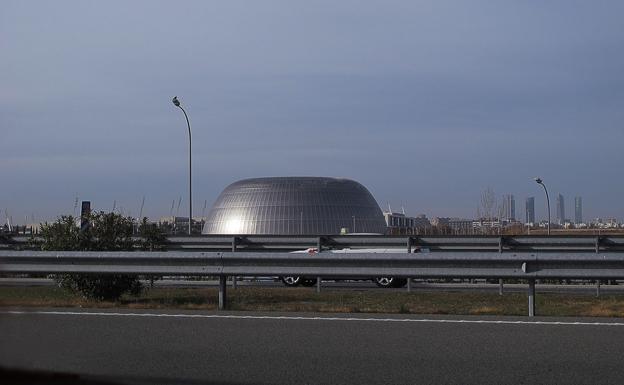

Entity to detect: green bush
[55,274,143,301]
[40,212,147,301]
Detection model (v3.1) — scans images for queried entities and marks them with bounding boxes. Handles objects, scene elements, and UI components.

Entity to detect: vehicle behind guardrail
[281,248,410,288]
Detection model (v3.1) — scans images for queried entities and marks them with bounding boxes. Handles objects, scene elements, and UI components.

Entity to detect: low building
[432,217,474,233]
[384,212,431,235]
[158,216,205,234]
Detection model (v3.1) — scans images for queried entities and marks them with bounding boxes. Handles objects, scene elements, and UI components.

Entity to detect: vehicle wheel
[391,278,407,288]
[301,278,318,287]
[280,276,302,287]
[374,277,395,288]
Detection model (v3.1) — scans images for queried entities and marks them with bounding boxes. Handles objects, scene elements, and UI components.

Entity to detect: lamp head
[172,96,180,107]
[534,177,543,185]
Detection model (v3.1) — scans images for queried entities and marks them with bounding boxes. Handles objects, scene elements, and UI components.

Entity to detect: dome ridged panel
[202,177,387,235]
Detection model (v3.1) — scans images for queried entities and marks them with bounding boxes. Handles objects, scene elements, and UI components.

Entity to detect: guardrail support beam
[316,237,323,294]
[407,237,413,292]
[232,237,238,289]
[219,275,227,310]
[528,279,536,317]
[499,279,504,296]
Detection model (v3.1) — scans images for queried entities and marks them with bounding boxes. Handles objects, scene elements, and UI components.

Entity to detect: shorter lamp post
[534,177,551,235]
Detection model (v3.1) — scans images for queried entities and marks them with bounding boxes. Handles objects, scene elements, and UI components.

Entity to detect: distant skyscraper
[575,196,583,224]
[504,194,515,220]
[526,197,535,224]
[556,194,565,224]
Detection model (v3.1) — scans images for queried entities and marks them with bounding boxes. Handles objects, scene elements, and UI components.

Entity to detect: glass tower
[575,196,583,224]
[525,197,535,224]
[556,194,565,224]
[504,194,516,221]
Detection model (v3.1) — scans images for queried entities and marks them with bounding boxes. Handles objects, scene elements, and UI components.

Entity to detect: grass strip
[1,286,624,317]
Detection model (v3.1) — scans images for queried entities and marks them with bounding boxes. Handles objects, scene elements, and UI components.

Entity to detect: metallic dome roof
[202,177,387,235]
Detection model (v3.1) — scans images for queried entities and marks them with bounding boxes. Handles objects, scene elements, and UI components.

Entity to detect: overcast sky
[2,0,623,224]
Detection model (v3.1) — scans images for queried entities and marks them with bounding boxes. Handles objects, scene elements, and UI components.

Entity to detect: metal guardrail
[2,251,624,279]
[4,234,624,252]
[2,249,624,316]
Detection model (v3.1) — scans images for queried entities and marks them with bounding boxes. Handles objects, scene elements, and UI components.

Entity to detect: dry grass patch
[2,286,624,318]
[469,306,502,315]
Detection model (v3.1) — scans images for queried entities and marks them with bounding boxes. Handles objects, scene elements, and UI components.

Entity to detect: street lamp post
[534,177,550,235]
[172,96,192,235]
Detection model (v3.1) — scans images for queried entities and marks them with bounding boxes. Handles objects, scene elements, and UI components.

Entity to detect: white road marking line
[2,310,624,326]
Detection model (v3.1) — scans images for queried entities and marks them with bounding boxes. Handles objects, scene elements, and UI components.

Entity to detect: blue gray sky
[2,0,623,224]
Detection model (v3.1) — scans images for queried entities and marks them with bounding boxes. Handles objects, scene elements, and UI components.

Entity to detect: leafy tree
[1,232,17,250]
[39,216,89,251]
[40,212,142,301]
[90,212,134,251]
[138,217,168,251]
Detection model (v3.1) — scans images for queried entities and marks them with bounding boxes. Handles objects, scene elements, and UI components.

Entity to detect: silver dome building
[202,177,387,235]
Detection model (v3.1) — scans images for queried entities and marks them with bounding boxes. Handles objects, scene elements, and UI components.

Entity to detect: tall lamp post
[534,177,550,235]
[172,96,192,235]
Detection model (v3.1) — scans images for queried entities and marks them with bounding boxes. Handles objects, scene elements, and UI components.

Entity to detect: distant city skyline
[2,1,623,224]
[0,191,604,226]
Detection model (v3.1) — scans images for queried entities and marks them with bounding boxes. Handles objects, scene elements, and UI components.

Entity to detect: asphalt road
[2,308,624,385]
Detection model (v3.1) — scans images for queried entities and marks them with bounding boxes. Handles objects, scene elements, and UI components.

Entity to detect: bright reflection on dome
[224,217,243,233]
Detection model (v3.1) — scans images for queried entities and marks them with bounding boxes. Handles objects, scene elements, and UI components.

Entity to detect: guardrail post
[528,279,536,317]
[407,237,413,292]
[316,237,323,293]
[219,275,227,310]
[595,236,601,297]
[498,237,504,296]
[231,237,238,289]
